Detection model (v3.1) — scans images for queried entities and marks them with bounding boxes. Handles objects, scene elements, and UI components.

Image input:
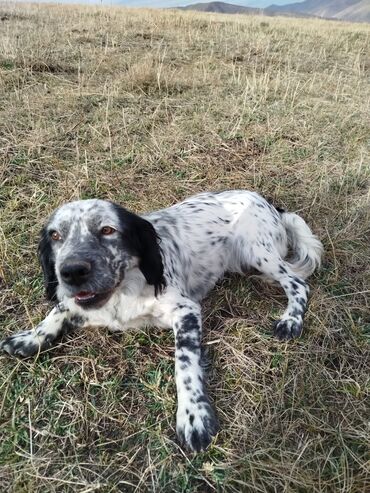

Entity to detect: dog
[0,190,323,452]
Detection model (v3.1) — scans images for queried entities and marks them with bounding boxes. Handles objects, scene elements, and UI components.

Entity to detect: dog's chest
[107,292,162,332]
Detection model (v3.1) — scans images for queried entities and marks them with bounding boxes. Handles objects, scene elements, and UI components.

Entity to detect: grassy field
[0,2,369,492]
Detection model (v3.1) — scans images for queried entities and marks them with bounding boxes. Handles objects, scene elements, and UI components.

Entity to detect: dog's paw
[0,330,47,357]
[273,318,303,340]
[176,399,219,452]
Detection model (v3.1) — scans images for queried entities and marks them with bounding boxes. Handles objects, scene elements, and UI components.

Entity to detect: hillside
[0,3,369,493]
[181,1,370,22]
[180,1,314,17]
[268,0,370,22]
[179,1,260,14]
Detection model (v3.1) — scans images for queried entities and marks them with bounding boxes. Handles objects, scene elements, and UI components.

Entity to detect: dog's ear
[113,204,166,295]
[38,226,58,301]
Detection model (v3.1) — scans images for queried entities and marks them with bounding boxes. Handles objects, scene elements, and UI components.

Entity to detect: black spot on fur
[61,315,85,336]
[297,297,307,308]
[176,337,200,352]
[180,313,199,333]
[178,354,190,364]
[289,308,303,318]
[196,394,210,404]
[293,276,306,287]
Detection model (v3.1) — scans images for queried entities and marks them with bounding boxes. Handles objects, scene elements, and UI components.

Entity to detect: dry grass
[0,2,369,492]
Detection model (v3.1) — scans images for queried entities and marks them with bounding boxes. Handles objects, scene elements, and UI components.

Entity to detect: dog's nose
[60,261,92,286]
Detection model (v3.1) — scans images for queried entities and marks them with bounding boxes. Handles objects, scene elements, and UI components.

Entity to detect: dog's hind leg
[250,248,310,340]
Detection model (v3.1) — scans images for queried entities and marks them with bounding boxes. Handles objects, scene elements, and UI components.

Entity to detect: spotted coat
[0,190,323,452]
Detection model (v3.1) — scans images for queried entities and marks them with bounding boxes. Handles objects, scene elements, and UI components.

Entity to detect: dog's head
[38,200,165,308]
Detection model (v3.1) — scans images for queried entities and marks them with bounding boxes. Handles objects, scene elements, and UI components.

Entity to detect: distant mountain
[266,0,370,22]
[178,2,313,17]
[178,2,261,14]
[179,1,370,22]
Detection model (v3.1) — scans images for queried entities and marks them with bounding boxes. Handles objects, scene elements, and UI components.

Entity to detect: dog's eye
[50,231,62,241]
[101,226,116,236]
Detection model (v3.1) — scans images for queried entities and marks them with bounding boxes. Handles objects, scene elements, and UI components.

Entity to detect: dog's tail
[280,211,323,279]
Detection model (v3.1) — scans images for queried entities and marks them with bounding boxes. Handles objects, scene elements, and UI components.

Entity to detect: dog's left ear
[38,226,58,301]
[113,204,166,295]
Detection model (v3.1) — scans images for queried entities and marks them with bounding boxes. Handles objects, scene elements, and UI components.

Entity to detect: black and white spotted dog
[0,190,323,452]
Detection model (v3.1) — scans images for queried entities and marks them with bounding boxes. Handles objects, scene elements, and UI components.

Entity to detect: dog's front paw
[0,330,46,357]
[273,318,303,340]
[176,399,219,452]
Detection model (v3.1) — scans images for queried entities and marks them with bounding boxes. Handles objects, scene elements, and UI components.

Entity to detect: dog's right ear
[111,203,166,296]
[38,226,58,301]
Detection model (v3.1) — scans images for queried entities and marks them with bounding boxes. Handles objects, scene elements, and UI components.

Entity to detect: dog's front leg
[0,303,85,357]
[172,301,219,452]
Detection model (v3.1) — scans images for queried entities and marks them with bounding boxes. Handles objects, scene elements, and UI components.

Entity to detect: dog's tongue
[75,291,96,301]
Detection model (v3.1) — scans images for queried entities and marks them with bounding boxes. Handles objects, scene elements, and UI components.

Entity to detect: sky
[14,1,302,7]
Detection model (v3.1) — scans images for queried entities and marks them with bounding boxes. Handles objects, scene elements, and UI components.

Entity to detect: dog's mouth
[74,290,114,308]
